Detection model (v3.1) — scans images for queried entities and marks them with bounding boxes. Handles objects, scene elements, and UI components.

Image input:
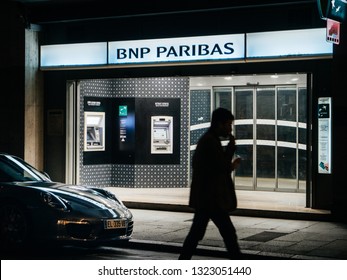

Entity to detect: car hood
[15,181,131,218]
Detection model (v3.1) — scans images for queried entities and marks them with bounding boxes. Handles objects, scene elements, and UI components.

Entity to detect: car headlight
[40,191,69,211]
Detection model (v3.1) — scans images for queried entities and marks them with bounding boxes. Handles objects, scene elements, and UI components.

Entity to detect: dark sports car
[0,153,133,251]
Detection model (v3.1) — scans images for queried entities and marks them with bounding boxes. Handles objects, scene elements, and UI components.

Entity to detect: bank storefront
[42,28,333,210]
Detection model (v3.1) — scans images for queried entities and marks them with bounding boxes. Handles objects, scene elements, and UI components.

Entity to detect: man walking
[179,108,241,260]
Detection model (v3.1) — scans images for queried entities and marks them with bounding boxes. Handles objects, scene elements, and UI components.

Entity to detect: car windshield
[0,155,50,183]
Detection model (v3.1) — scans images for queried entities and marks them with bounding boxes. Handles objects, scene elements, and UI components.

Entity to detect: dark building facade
[2,0,347,219]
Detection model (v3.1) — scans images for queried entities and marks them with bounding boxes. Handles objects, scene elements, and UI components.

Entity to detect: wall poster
[318,97,332,174]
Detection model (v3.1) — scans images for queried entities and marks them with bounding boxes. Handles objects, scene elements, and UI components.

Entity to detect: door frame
[65,80,80,185]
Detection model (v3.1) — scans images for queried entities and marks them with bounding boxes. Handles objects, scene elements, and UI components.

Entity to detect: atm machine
[151,116,173,154]
[84,112,105,151]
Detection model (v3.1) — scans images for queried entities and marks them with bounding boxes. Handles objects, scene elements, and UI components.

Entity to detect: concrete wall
[25,28,44,170]
[0,3,44,171]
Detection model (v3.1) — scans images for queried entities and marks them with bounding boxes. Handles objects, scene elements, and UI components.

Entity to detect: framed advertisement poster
[318,97,332,174]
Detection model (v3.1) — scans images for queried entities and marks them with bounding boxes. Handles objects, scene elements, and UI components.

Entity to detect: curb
[125,239,331,260]
[124,201,333,222]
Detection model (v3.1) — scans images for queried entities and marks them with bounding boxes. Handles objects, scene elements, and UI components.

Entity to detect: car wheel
[0,202,30,250]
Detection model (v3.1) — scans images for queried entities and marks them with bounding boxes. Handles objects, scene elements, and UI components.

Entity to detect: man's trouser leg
[178,211,209,260]
[211,211,241,259]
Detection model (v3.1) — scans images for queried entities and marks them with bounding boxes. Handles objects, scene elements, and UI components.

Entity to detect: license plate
[104,219,126,229]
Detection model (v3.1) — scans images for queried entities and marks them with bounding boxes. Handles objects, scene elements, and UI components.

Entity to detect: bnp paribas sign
[40,29,332,69]
[108,34,245,65]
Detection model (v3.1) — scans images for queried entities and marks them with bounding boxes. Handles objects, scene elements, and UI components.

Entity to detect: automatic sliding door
[210,75,307,194]
[256,87,276,190]
[214,87,232,111]
[277,86,298,190]
[234,88,254,189]
[298,87,307,192]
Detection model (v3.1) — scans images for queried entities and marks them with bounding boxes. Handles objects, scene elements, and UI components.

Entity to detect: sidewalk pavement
[106,187,331,220]
[105,187,347,260]
[128,209,347,260]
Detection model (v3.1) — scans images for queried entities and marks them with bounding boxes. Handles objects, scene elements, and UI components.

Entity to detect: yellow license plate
[104,219,126,229]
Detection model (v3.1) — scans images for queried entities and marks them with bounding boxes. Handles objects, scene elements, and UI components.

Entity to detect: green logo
[119,105,128,116]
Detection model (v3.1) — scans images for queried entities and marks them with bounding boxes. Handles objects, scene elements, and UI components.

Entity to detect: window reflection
[214,88,232,111]
[257,87,275,119]
[278,147,296,179]
[298,88,307,123]
[257,146,275,178]
[298,128,306,145]
[278,87,296,122]
[235,145,253,178]
[235,89,253,119]
[278,126,296,142]
[236,125,253,139]
[257,125,275,141]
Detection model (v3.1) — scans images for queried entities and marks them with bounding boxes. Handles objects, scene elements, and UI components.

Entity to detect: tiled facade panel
[189,89,211,178]
[190,89,211,128]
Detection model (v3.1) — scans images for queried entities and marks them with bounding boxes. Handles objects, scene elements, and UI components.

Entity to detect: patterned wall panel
[189,89,211,178]
[190,89,211,128]
[79,77,189,188]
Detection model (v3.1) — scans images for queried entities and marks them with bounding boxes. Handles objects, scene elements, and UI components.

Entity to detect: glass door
[277,86,298,190]
[256,87,276,190]
[214,83,306,192]
[234,87,254,189]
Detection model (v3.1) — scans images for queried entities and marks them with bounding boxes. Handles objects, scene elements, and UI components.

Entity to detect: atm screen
[84,112,105,151]
[153,128,167,140]
[87,127,95,141]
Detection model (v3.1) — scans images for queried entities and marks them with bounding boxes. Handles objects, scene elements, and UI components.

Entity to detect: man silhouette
[179,108,241,260]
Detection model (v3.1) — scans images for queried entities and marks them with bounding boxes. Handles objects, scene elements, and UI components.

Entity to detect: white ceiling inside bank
[190,74,307,88]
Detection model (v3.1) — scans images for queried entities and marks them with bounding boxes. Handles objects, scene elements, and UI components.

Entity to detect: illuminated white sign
[40,42,107,67]
[40,28,332,69]
[108,34,245,64]
[318,97,332,174]
[247,28,332,59]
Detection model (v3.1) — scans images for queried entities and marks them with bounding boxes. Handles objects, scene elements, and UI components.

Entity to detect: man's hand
[231,156,241,170]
